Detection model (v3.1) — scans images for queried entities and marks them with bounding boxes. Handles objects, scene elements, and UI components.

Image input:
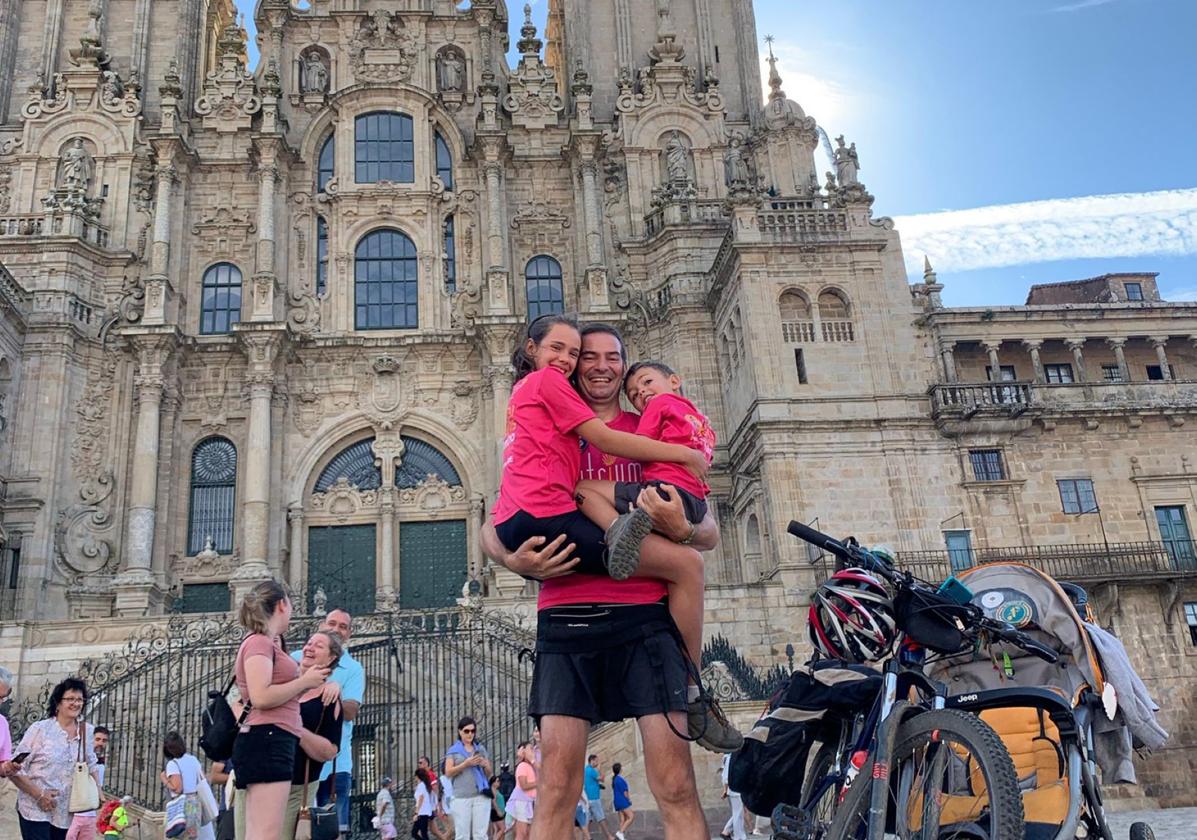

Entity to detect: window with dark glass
[316,216,329,296]
[317,133,334,192]
[315,439,382,491]
[199,263,242,335]
[1124,282,1143,301]
[435,131,453,191]
[968,449,1006,482]
[985,365,1017,382]
[355,228,418,330]
[443,215,456,293]
[1185,602,1197,646]
[188,437,237,554]
[1101,364,1123,382]
[355,112,414,183]
[525,255,564,320]
[1147,365,1166,381]
[173,583,231,614]
[1045,363,1074,384]
[1058,478,1097,514]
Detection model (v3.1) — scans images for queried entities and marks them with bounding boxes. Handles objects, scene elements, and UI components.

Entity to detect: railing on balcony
[0,212,110,248]
[817,540,1197,587]
[822,320,855,342]
[930,382,1033,416]
[782,320,816,343]
[758,208,849,240]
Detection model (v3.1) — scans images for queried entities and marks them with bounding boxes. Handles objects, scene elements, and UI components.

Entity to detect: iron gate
[11,606,535,836]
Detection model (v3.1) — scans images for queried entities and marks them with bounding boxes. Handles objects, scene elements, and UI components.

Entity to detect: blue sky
[236,0,1197,306]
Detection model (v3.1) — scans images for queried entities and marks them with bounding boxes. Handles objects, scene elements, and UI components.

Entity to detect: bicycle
[769,519,1061,840]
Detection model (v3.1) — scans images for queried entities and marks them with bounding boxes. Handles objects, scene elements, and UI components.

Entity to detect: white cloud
[1047,0,1120,12]
[893,188,1197,276]
[758,39,853,128]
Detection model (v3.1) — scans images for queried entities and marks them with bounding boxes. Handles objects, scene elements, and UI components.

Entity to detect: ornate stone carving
[348,11,418,83]
[834,135,860,186]
[310,477,380,518]
[195,22,262,132]
[450,380,479,429]
[503,5,564,130]
[178,537,238,579]
[286,290,321,336]
[614,32,722,119]
[510,202,571,231]
[291,377,325,436]
[22,73,69,120]
[0,166,11,214]
[437,46,466,92]
[398,475,467,516]
[366,354,405,416]
[58,138,94,193]
[191,207,257,249]
[300,49,329,94]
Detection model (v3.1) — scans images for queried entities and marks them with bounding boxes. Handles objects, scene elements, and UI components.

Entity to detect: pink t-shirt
[509,760,537,803]
[235,633,304,738]
[638,393,715,499]
[539,410,669,609]
[492,367,596,524]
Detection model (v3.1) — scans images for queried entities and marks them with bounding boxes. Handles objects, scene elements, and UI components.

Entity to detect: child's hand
[683,450,709,480]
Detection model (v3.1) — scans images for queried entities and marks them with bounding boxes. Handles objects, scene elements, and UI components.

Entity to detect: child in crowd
[411,769,433,840]
[97,796,131,838]
[506,741,537,839]
[611,763,634,840]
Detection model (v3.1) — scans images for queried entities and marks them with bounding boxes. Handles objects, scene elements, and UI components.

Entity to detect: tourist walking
[610,763,632,840]
[480,323,720,840]
[161,731,217,840]
[486,775,507,840]
[442,716,492,840]
[582,755,612,840]
[373,774,397,839]
[66,724,108,840]
[410,769,433,840]
[232,580,330,840]
[8,677,100,840]
[283,631,344,840]
[506,742,536,840]
[720,753,746,840]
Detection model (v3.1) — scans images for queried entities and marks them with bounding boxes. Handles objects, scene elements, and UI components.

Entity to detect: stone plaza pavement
[1106,806,1197,839]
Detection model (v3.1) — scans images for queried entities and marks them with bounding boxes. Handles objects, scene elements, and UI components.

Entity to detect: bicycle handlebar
[982,619,1061,664]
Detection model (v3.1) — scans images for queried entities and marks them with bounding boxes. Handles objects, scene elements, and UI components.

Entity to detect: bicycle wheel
[772,739,846,840]
[826,709,1025,840]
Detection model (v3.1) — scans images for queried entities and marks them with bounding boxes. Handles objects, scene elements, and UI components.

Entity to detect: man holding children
[482,318,740,840]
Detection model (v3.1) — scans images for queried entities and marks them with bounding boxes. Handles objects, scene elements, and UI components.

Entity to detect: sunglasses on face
[461,728,476,734]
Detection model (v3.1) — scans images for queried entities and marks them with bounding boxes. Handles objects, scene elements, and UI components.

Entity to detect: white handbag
[197,776,219,826]
[68,722,100,814]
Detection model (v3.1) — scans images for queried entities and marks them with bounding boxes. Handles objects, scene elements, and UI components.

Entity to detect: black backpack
[199,676,249,762]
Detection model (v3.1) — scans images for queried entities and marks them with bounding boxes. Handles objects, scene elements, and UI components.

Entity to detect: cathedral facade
[0,0,1195,805]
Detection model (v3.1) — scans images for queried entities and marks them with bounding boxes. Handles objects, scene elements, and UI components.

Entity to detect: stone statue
[834,135,860,185]
[100,70,123,104]
[824,171,838,194]
[725,139,751,186]
[439,49,465,92]
[655,0,673,32]
[302,51,329,93]
[83,0,103,43]
[664,131,690,183]
[60,138,94,193]
[313,585,327,616]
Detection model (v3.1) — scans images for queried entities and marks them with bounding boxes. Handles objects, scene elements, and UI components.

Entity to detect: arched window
[355,112,414,183]
[779,290,811,320]
[355,229,418,330]
[435,131,453,191]
[315,439,382,491]
[199,263,242,335]
[818,289,854,342]
[317,133,334,192]
[396,438,463,488]
[525,255,564,320]
[443,215,456,293]
[316,216,329,296]
[817,289,851,318]
[188,437,237,555]
[744,514,762,556]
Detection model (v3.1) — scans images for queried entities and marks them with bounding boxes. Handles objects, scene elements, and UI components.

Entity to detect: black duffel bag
[729,661,882,816]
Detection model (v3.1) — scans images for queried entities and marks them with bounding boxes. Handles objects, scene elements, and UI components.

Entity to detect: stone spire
[517,4,542,58]
[923,255,938,284]
[766,35,786,104]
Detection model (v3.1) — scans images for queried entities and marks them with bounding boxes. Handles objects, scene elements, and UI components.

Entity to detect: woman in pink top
[506,741,537,839]
[231,580,330,840]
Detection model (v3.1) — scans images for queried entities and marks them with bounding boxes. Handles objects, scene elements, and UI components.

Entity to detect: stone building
[0,0,1194,809]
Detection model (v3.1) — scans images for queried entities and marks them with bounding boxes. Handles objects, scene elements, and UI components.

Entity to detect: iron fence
[11,607,536,837]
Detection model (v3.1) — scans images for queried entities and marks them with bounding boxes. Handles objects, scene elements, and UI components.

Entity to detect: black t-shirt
[292,696,344,786]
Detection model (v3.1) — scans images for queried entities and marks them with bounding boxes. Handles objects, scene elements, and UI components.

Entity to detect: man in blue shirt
[292,607,365,834]
[582,754,613,840]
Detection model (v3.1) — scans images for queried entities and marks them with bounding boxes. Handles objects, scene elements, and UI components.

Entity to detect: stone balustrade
[0,211,110,248]
[757,207,849,239]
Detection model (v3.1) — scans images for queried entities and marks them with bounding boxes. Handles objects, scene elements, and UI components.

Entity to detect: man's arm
[479,517,581,579]
[635,484,720,551]
[341,660,365,722]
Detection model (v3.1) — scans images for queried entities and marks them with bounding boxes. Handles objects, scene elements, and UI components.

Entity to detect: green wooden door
[307,524,377,615]
[399,520,468,609]
[1156,506,1196,570]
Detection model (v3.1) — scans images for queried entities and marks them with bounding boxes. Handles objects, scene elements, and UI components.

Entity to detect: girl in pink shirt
[492,314,709,672]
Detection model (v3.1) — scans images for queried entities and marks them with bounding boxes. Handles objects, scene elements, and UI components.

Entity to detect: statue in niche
[59,138,94,193]
[438,49,465,92]
[664,131,690,183]
[83,0,103,43]
[301,50,329,93]
[724,138,751,186]
[834,135,860,185]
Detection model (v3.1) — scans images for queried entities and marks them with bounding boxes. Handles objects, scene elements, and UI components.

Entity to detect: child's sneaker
[604,508,653,580]
[687,694,744,753]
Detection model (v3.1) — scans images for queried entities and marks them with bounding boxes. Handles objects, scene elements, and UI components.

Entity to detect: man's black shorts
[614,480,708,524]
[495,509,607,578]
[527,601,689,724]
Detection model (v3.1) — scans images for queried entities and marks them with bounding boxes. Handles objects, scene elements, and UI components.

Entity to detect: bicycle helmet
[809,568,897,663]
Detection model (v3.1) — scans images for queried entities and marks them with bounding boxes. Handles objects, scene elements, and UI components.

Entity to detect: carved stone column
[0,0,20,122]
[251,163,279,322]
[483,160,505,270]
[939,341,958,383]
[230,330,282,601]
[1064,338,1087,383]
[580,160,603,266]
[287,503,304,593]
[378,488,396,609]
[1022,340,1045,384]
[143,164,177,325]
[1106,338,1129,382]
[1150,337,1172,380]
[114,332,175,615]
[983,341,1003,380]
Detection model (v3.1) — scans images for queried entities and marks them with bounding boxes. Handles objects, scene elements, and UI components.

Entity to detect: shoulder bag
[68,721,100,814]
[295,705,339,840]
[200,675,251,762]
